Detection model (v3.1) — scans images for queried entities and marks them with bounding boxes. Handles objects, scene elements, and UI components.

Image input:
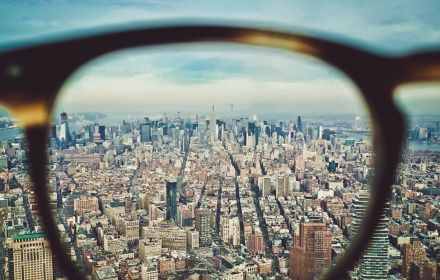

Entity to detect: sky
[1,0,439,118]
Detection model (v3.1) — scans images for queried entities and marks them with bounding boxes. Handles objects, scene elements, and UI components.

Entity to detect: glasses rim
[1,21,439,280]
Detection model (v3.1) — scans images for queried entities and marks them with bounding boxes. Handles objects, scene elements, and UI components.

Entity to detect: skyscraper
[290,221,332,280]
[328,160,338,173]
[350,190,389,280]
[261,176,271,197]
[229,102,234,130]
[276,176,287,197]
[297,115,302,132]
[210,105,217,142]
[141,117,152,143]
[195,207,211,247]
[165,181,177,221]
[93,123,105,143]
[8,233,53,280]
[59,111,72,145]
[317,125,323,139]
[98,125,106,140]
[306,126,314,141]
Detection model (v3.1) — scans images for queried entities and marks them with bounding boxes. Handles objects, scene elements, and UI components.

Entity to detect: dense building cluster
[0,110,438,280]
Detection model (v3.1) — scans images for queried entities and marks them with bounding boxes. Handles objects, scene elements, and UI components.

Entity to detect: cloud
[67,44,337,83]
[394,83,440,117]
[57,63,365,116]
[1,0,439,119]
[1,0,439,53]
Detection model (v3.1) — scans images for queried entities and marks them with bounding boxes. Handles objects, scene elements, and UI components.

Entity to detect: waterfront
[0,127,21,141]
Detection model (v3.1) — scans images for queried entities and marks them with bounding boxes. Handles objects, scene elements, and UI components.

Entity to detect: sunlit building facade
[8,233,53,280]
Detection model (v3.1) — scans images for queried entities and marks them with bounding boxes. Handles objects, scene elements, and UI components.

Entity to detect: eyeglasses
[0,21,439,280]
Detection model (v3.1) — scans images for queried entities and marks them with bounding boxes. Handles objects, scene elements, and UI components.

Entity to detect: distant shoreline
[0,127,22,141]
[0,126,18,130]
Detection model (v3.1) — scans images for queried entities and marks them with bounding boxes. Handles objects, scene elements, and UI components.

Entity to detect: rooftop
[13,232,46,241]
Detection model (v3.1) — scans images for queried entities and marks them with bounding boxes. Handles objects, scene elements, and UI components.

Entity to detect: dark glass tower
[98,125,105,140]
[328,160,338,173]
[140,117,152,143]
[166,181,177,221]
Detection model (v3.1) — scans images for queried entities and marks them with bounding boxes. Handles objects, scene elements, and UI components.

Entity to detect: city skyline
[0,107,439,279]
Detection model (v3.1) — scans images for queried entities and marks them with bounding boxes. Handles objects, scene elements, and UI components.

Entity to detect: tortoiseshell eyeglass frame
[0,22,439,280]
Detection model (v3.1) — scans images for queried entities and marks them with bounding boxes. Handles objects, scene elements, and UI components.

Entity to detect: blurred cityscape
[0,108,438,280]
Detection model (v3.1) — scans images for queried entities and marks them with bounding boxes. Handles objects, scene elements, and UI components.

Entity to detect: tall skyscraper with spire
[210,104,217,142]
[350,190,389,280]
[59,111,72,146]
[297,115,302,132]
[229,102,234,130]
